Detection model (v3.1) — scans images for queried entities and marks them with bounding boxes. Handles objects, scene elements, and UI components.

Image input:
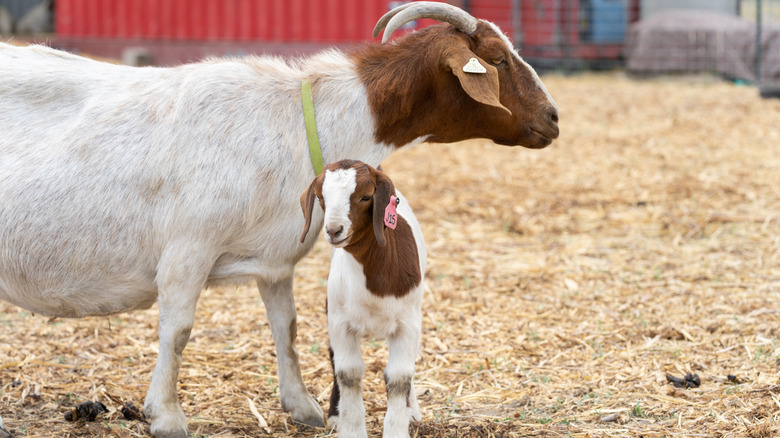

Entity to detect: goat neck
[343,214,421,298]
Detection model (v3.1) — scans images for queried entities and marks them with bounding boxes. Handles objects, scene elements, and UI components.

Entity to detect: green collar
[301,80,324,176]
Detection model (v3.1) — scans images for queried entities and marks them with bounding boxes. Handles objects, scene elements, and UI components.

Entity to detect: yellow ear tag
[463,57,487,74]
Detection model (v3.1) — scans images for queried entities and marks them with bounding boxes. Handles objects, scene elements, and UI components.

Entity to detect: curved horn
[372,2,416,38]
[374,1,478,44]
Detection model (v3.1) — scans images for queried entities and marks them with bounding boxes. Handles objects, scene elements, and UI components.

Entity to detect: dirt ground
[1,72,779,437]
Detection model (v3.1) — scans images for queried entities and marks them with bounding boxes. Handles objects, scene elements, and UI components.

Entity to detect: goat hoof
[150,420,188,438]
[291,410,326,428]
[145,405,189,438]
[151,431,188,438]
[286,395,325,428]
[149,418,188,438]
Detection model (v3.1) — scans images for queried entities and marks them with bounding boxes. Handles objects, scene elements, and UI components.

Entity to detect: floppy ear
[445,45,512,115]
[299,176,321,243]
[372,172,395,247]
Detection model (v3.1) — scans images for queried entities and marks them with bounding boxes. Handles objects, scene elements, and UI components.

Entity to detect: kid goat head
[300,161,395,248]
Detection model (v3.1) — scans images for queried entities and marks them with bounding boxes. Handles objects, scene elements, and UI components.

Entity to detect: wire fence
[518,0,780,85]
[1,0,778,84]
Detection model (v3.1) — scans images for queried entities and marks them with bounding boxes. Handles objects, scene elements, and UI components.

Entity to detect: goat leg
[258,276,325,428]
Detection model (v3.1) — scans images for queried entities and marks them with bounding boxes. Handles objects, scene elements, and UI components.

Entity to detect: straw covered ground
[1,72,779,437]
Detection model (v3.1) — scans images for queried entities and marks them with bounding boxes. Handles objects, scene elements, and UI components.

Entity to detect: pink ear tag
[383,195,399,229]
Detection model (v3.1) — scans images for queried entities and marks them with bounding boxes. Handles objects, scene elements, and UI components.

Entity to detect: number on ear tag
[384,195,398,229]
[463,57,487,74]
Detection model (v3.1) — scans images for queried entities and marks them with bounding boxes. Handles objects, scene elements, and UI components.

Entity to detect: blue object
[585,0,627,43]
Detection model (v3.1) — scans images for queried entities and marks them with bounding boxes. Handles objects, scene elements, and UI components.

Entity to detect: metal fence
[0,0,43,21]
[521,0,780,85]
[748,0,780,84]
[0,0,52,34]
[1,0,778,84]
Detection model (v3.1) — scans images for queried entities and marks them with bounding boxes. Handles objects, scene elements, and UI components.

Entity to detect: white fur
[322,174,426,438]
[322,168,358,247]
[0,43,400,437]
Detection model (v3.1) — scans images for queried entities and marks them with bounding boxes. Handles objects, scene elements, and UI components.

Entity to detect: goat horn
[374,1,478,44]
[372,2,416,38]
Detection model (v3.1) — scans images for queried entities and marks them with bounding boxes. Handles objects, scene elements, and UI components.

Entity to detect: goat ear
[299,177,319,243]
[446,47,512,115]
[372,173,394,247]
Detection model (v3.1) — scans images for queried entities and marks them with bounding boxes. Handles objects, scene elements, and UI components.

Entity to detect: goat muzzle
[325,224,349,247]
[531,106,560,145]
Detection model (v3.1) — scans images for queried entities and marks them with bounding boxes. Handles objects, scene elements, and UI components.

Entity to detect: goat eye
[360,196,371,202]
[492,59,505,66]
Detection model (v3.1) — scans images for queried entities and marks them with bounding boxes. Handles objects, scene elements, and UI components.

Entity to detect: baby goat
[300,160,426,438]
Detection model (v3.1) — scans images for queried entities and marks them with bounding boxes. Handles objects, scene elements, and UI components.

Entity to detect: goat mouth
[528,127,557,148]
[329,237,349,247]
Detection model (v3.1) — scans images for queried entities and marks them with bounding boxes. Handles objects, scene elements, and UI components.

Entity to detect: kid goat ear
[299,177,320,243]
[372,173,395,247]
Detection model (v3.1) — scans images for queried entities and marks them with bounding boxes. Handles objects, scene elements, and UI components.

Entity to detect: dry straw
[1,72,779,437]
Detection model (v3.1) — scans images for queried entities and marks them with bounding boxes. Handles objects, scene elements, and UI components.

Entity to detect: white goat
[0,3,558,436]
[300,160,425,438]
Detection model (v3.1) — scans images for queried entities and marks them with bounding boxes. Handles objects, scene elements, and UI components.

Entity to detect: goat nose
[326,225,344,239]
[546,106,560,139]
[547,106,559,125]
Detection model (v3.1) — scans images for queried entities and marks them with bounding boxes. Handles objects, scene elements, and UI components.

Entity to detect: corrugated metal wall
[470,0,513,36]
[49,0,637,68]
[56,0,415,42]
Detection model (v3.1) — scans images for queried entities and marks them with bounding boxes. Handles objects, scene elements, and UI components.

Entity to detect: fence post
[755,0,762,84]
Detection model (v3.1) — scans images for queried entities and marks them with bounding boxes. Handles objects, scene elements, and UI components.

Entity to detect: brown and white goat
[300,160,425,438]
[0,3,556,436]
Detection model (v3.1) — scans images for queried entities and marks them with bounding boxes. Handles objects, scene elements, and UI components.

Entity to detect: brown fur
[299,161,421,298]
[343,213,420,298]
[351,22,559,149]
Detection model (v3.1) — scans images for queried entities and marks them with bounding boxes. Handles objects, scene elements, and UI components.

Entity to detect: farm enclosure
[0,72,779,437]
